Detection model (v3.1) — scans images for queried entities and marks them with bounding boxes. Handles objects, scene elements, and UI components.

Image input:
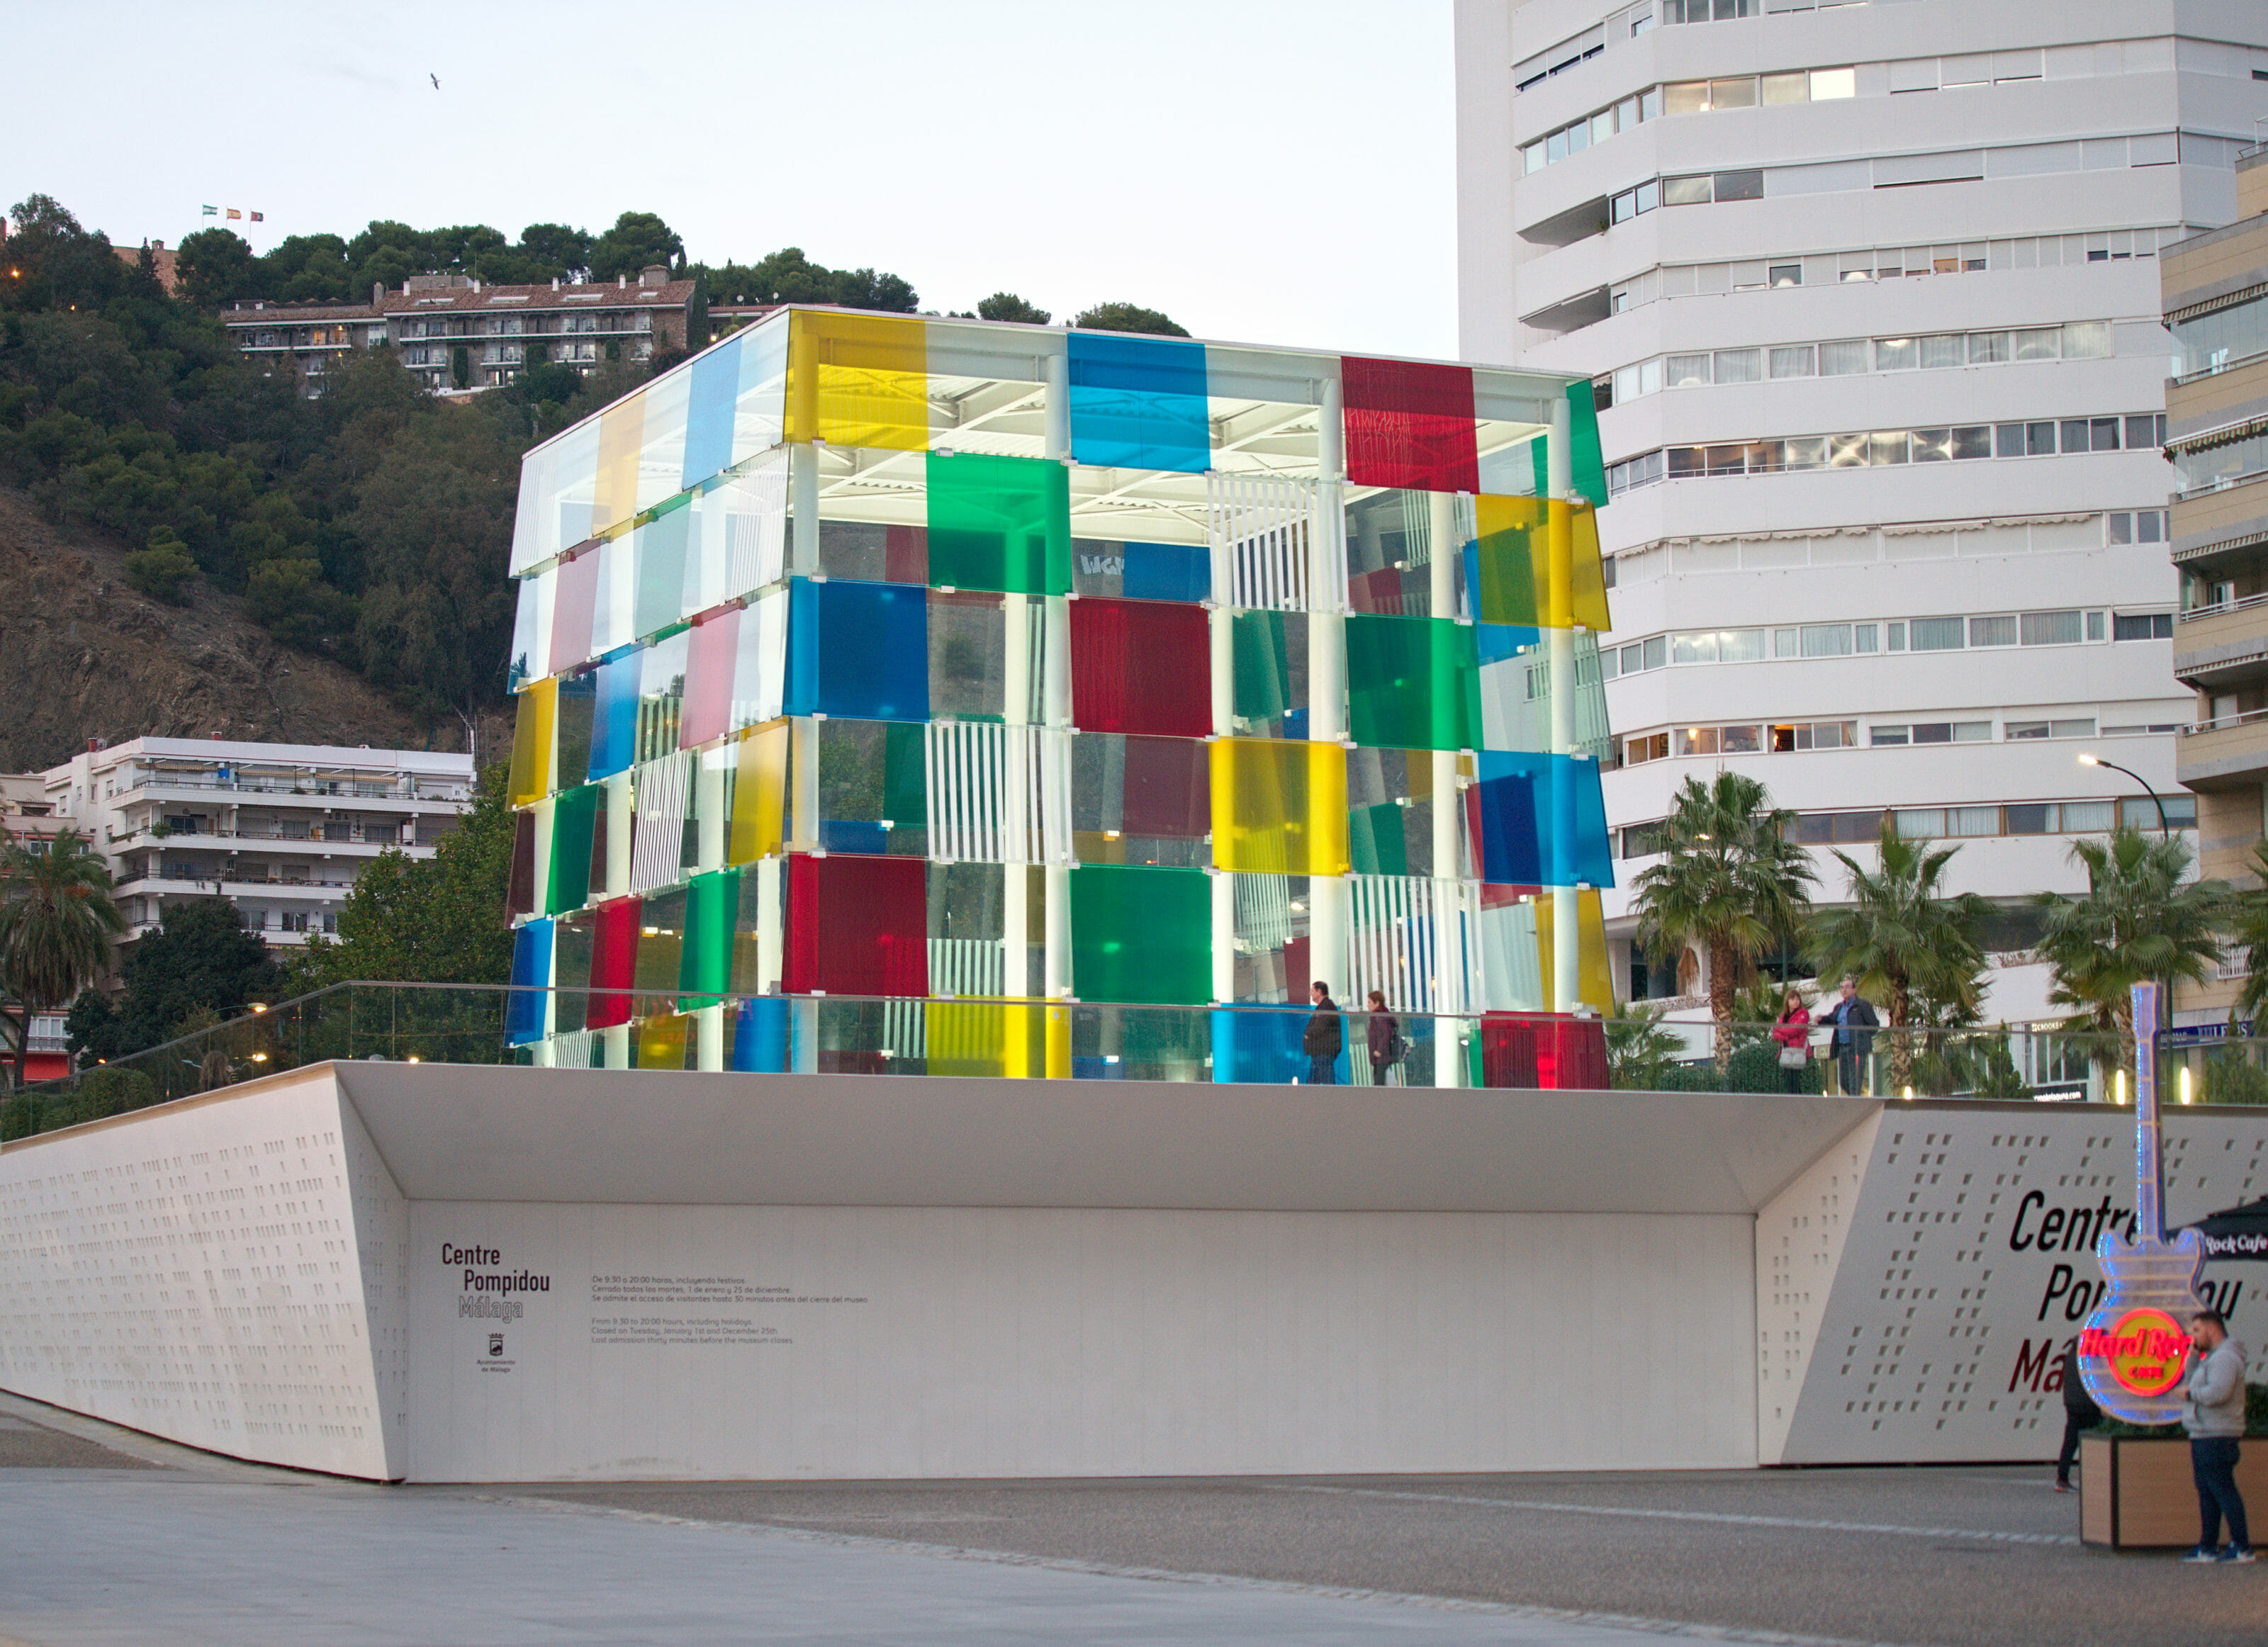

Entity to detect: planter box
[2080,1434,2268,1548]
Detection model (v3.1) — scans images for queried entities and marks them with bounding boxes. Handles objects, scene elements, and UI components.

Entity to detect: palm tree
[1629,772,1817,1070]
[2034,826,2225,1087]
[2223,840,2268,1026]
[1809,821,1991,1094]
[1605,1002,1683,1089]
[0,831,126,1092]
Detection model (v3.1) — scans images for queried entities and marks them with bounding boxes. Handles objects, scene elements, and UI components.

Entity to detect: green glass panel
[546,783,599,914]
[1567,381,1607,507]
[1348,801,1410,876]
[1233,609,1291,728]
[925,451,1070,595]
[632,505,693,641]
[680,867,739,1006]
[884,721,927,831]
[1070,864,1210,1006]
[1344,614,1480,751]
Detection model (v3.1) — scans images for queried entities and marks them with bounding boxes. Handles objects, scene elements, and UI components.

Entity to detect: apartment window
[1722,724,1765,753]
[1968,331,2011,365]
[1675,726,1720,756]
[1624,732,1671,764]
[2108,510,2167,544]
[1666,353,1712,387]
[2060,801,2116,832]
[2174,429,2268,495]
[2005,719,2097,740]
[2112,612,2173,640]
[1875,337,1919,371]
[1819,339,1869,376]
[2124,416,2160,452]
[2126,796,2197,829]
[1800,624,1853,658]
[2005,803,2053,833]
[1952,426,1992,459]
[2014,327,2060,361]
[2062,321,2113,359]
[1894,809,1944,838]
[1672,631,1717,663]
[1911,428,1953,463]
[1918,335,1965,369]
[1885,622,1906,651]
[1769,264,1802,288]
[2087,609,2107,640]
[2021,610,2082,646]
[1663,174,1713,206]
[1870,726,1910,746]
[1643,636,1666,670]
[1950,806,1998,836]
[1910,618,1964,651]
[1714,169,1763,202]
[1969,615,2017,647]
[1714,348,1762,384]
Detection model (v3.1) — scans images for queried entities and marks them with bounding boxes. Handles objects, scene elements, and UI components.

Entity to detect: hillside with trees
[0,191,1189,763]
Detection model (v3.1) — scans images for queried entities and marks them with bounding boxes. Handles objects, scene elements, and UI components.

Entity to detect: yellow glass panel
[593,390,646,539]
[635,1010,690,1070]
[727,719,789,864]
[926,999,1070,1079]
[1563,500,1612,632]
[787,310,929,451]
[1534,887,1614,1016]
[507,675,556,806]
[1208,738,1349,876]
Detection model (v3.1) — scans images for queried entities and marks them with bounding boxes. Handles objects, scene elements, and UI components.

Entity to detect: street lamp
[2078,753,2168,839]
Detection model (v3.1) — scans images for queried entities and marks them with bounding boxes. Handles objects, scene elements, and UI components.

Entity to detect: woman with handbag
[1770,989,1812,1094]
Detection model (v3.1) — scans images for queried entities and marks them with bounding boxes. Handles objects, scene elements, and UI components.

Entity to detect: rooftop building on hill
[221,267,700,395]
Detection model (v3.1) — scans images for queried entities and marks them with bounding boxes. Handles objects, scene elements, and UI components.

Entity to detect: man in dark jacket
[1303,982,1342,1085]
[1824,974,1879,1096]
[2055,1339,2101,1492]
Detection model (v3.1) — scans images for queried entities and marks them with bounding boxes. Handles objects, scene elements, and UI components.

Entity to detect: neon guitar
[2077,981,2206,1424]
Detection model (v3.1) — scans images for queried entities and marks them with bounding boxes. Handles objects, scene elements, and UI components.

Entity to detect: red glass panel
[680,607,739,749]
[1118,736,1210,838]
[1070,597,1211,736]
[784,853,928,997]
[587,895,641,1030]
[885,524,928,585]
[1341,356,1478,493]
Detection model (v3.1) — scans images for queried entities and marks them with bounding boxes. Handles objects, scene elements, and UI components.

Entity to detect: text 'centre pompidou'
[501,310,1617,1086]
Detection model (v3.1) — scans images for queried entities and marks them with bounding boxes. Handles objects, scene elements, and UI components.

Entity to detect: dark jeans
[1836,1049,1863,1096]
[2194,1437,2250,1550]
[1371,1058,1393,1087]
[1780,1061,1805,1094]
[2057,1410,2091,1484]
[1307,1055,1338,1085]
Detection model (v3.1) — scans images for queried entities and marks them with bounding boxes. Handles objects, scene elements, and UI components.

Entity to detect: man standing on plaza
[1824,975,1877,1096]
[2183,1310,2255,1563]
[1303,982,1342,1086]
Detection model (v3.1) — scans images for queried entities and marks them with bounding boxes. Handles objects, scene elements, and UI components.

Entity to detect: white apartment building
[1457,0,2268,1025]
[32,738,476,949]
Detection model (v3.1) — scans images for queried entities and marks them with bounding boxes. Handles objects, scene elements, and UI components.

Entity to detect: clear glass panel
[1671,631,1718,663]
[1713,348,1762,384]
[1710,77,1758,108]
[1875,337,1918,371]
[1894,809,1943,838]
[1761,71,1808,104]
[2013,327,2060,361]
[2020,610,2082,646]
[1819,340,1868,376]
[1919,335,1965,369]
[1968,615,2017,647]
[1663,174,1714,206]
[1665,80,1710,114]
[1718,628,1767,663]
[1967,332,2011,364]
[1666,353,1712,387]
[1768,345,1815,378]
[1950,806,1999,836]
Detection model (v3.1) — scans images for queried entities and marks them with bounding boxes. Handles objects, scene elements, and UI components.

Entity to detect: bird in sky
[430,72,440,90]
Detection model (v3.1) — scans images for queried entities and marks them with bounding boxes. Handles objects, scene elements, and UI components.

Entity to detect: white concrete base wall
[406,1202,1756,1482]
[0,1072,402,1478]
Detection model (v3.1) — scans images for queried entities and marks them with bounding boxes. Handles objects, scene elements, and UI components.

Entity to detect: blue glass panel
[1472,751,1615,888]
[1210,1004,1342,1084]
[783,578,930,721]
[1072,1056,1125,1081]
[681,334,740,491]
[506,918,553,1045]
[1067,332,1210,473]
[1121,541,1213,603]
[588,650,641,780]
[729,996,790,1072]
[1475,621,1539,666]
[821,820,889,855]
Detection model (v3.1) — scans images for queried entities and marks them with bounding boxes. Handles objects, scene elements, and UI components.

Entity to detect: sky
[11,1,1459,359]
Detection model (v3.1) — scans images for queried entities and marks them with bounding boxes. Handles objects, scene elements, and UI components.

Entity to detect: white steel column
[1428,489,1465,1085]
[1043,356,1072,1001]
[1548,402,1578,1016]
[790,443,820,576]
[1308,375,1349,1009]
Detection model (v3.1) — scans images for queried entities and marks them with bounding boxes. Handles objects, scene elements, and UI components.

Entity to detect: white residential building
[1456,0,2268,1025]
[32,738,476,949]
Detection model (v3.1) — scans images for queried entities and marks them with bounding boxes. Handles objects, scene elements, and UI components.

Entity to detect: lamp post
[2078,753,2168,839]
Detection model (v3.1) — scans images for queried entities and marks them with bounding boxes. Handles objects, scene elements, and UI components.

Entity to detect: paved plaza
[1,1393,2260,1647]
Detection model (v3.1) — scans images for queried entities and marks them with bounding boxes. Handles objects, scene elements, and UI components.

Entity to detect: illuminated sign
[2079,1307,2188,1398]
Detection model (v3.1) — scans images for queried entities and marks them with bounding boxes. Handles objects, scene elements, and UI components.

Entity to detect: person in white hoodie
[2182,1310,2254,1564]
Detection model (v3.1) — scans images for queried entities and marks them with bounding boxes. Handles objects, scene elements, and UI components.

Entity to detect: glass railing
[6,988,2265,1141]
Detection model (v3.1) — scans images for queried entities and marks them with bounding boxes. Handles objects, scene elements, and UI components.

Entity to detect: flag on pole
[225,208,241,220]
[201,205,218,216]
[249,211,264,223]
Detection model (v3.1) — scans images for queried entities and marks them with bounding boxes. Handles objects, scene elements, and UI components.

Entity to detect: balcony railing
[2182,705,2268,735]
[2179,590,2268,624]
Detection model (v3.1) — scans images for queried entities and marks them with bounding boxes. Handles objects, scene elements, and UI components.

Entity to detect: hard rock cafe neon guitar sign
[2078,982,2206,1422]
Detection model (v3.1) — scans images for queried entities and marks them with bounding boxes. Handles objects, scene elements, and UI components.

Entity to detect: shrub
[125,526,198,604]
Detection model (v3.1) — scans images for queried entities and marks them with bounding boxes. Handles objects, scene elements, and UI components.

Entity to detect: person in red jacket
[1769,988,1811,1094]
